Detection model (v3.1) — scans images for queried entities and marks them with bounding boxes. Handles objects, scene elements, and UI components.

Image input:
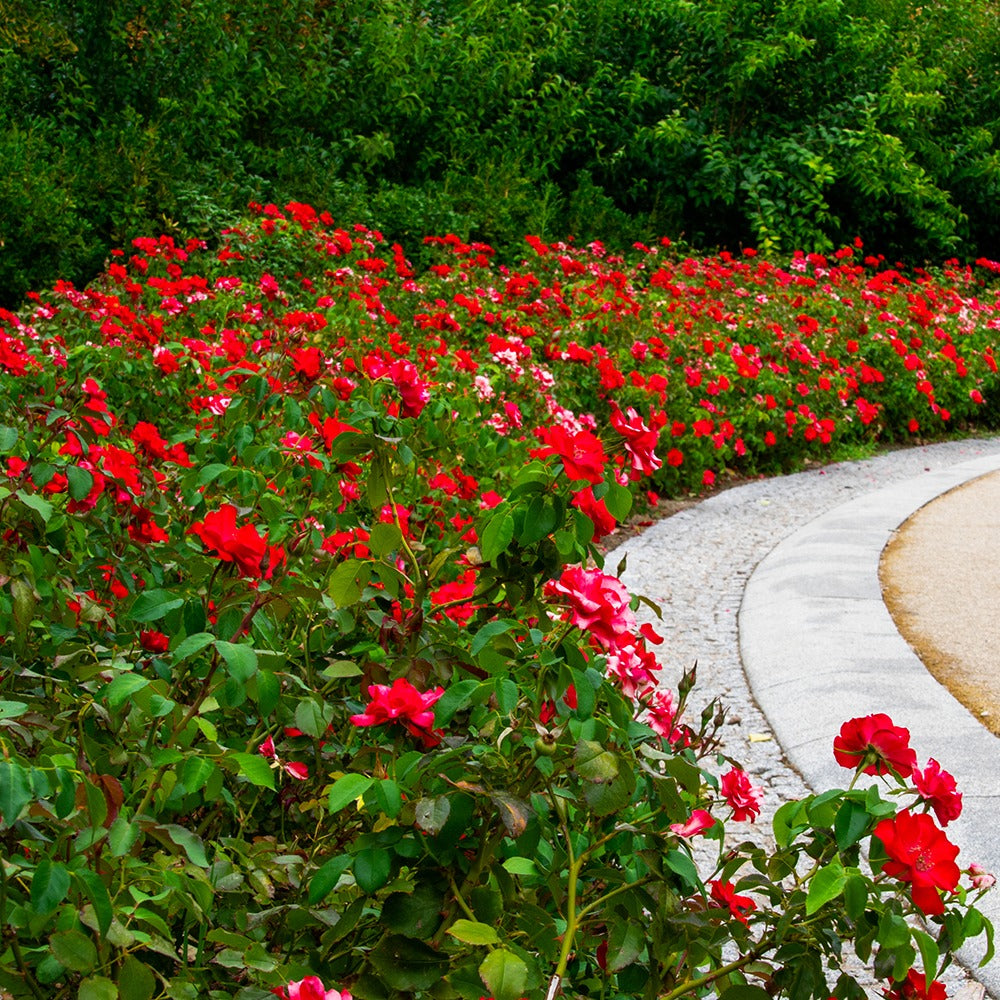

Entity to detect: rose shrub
[0,205,995,999]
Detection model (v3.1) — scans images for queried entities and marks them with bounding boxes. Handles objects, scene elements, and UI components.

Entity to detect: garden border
[740,453,1000,994]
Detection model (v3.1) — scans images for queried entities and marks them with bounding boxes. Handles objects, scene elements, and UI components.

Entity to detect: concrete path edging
[740,453,1000,993]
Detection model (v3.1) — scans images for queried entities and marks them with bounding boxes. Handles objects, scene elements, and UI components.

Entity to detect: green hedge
[1,0,998,306]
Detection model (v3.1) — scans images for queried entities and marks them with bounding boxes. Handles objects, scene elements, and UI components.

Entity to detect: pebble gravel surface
[605,435,1000,999]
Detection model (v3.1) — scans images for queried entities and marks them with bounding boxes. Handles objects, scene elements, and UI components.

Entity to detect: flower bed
[0,204,996,999]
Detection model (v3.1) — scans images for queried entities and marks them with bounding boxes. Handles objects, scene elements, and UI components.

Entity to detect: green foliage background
[1,0,998,305]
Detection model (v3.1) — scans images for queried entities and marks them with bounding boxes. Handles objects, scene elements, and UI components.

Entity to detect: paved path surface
[606,436,1000,999]
[881,471,1000,738]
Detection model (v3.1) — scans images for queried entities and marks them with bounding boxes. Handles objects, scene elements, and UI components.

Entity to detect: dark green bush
[0,0,998,306]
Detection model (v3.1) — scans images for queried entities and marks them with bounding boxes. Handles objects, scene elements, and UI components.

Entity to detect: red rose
[139,629,170,655]
[571,487,617,541]
[188,504,286,581]
[913,758,962,826]
[543,565,635,651]
[873,810,960,915]
[882,968,948,1000]
[720,767,764,823]
[350,677,445,747]
[833,713,917,778]
[708,879,756,925]
[530,425,607,484]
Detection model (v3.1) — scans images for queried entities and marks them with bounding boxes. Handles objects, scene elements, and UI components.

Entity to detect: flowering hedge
[0,204,996,999]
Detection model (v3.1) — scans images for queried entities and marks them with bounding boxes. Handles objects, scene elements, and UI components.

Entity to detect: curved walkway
[607,436,1000,998]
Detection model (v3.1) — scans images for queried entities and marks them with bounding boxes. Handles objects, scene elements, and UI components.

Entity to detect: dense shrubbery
[1,0,999,306]
[0,207,996,998]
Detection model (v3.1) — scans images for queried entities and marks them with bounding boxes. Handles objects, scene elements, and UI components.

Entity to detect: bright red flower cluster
[833,713,917,778]
[670,809,715,838]
[913,758,962,826]
[543,565,635,650]
[883,969,948,1000]
[873,809,960,915]
[530,425,607,484]
[720,767,764,822]
[349,678,445,747]
[708,879,757,925]
[271,976,351,1000]
[188,504,287,581]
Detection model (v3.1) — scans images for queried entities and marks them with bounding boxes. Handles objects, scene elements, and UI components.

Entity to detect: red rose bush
[0,205,994,998]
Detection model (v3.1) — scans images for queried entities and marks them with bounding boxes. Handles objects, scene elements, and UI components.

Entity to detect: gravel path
[605,435,1000,999]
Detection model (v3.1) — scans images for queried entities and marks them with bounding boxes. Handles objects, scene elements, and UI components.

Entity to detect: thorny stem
[447,874,479,923]
[552,838,583,986]
[658,945,769,1000]
[574,874,657,922]
[432,822,508,948]
[1,868,45,1000]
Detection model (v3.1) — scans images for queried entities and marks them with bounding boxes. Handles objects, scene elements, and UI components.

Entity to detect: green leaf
[479,947,528,1000]
[308,855,353,905]
[0,700,27,719]
[772,799,810,848]
[433,679,480,724]
[253,669,281,715]
[369,521,403,557]
[66,464,94,501]
[107,816,141,856]
[16,489,53,523]
[196,463,229,486]
[230,752,275,789]
[471,619,517,656]
[806,787,843,827]
[381,885,445,937]
[843,874,868,922]
[293,698,327,738]
[0,425,17,451]
[102,673,150,710]
[878,911,911,949]
[569,667,597,719]
[574,740,619,782]
[321,659,362,679]
[912,928,940,991]
[214,641,258,682]
[981,910,995,966]
[375,778,403,819]
[50,928,98,973]
[806,859,846,915]
[480,509,514,562]
[718,987,772,1000]
[161,824,209,867]
[328,773,374,813]
[584,769,635,816]
[118,955,156,1000]
[79,976,118,1000]
[369,934,447,991]
[664,850,701,890]
[607,919,645,972]
[129,589,184,623]
[502,856,539,877]
[170,632,216,662]
[835,799,870,850]
[414,796,451,834]
[353,847,391,893]
[327,558,371,608]
[74,868,113,936]
[31,859,71,915]
[179,756,215,794]
[448,919,500,946]
[603,481,633,521]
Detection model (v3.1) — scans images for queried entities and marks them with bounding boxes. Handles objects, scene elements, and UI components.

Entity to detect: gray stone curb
[740,454,1000,995]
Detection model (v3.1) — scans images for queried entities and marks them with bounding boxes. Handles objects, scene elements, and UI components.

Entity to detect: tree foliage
[0,0,998,304]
